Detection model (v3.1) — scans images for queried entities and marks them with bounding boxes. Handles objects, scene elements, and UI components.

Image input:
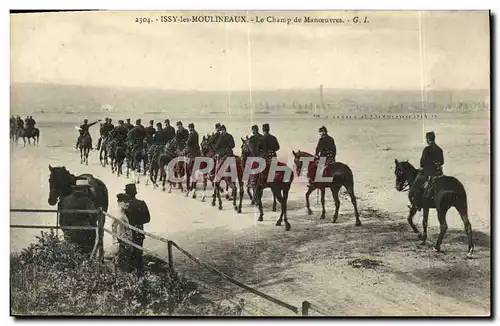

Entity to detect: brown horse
[292,150,361,226]
[241,138,294,230]
[212,154,244,213]
[394,159,474,258]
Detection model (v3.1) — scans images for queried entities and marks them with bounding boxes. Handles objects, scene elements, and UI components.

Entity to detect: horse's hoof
[211,202,216,207]
[466,252,474,259]
[272,207,277,212]
[285,223,291,231]
[307,209,313,215]
[276,221,282,226]
[218,206,223,211]
[237,208,242,214]
[257,217,263,222]
[201,198,206,202]
[355,220,362,226]
[332,217,338,224]
[433,246,441,253]
[320,213,326,219]
[192,194,197,199]
[250,200,255,205]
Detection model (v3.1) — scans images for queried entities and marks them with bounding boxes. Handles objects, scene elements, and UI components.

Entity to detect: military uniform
[315,127,337,165]
[215,128,235,158]
[163,124,176,142]
[124,119,134,131]
[175,127,189,151]
[186,128,201,157]
[148,126,166,161]
[127,123,146,148]
[410,131,444,208]
[259,129,280,159]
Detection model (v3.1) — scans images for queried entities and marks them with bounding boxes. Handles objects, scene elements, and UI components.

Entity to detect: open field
[10,113,490,316]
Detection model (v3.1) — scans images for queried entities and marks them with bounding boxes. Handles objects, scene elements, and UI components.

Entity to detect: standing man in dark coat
[409,131,444,210]
[185,123,201,157]
[175,121,189,151]
[124,118,134,131]
[258,123,280,159]
[123,183,151,275]
[163,119,176,143]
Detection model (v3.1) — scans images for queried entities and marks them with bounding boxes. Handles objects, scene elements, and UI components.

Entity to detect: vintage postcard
[9,10,490,317]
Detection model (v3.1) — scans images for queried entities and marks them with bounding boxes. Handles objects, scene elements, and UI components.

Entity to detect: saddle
[421,175,445,200]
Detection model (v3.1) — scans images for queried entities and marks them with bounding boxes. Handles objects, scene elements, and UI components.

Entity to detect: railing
[10,208,332,316]
[10,208,105,261]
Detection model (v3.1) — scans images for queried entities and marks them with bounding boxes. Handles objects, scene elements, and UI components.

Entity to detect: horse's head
[201,135,213,157]
[292,150,315,176]
[48,165,75,205]
[241,136,259,157]
[394,159,417,192]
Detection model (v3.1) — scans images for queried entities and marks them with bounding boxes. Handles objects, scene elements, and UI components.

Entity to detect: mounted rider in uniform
[112,120,129,146]
[409,131,444,210]
[76,118,100,149]
[214,125,235,160]
[185,123,201,158]
[148,122,167,163]
[127,119,146,150]
[97,118,114,150]
[175,121,189,152]
[163,119,176,143]
[124,118,134,132]
[258,123,280,160]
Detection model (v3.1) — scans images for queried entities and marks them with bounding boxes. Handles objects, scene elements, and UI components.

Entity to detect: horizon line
[10,81,489,93]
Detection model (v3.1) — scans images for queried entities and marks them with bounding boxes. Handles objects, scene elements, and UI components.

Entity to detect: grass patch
[10,231,243,316]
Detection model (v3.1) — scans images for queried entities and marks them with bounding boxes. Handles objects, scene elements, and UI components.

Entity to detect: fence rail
[11,207,332,316]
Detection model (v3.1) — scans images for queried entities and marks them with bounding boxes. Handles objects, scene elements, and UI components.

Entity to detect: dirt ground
[10,113,490,316]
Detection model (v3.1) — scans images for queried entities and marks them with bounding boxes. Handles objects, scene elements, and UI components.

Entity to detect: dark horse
[292,150,361,226]
[22,127,40,146]
[147,140,184,192]
[99,135,110,167]
[129,139,149,184]
[110,140,127,176]
[47,165,109,253]
[241,138,294,230]
[78,133,92,165]
[240,136,277,211]
[394,159,474,258]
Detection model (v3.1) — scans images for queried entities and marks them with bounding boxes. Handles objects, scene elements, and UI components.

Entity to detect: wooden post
[167,240,174,271]
[301,301,311,316]
[97,208,105,262]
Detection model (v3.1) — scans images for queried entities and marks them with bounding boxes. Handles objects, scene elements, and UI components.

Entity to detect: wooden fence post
[167,240,174,271]
[301,301,310,316]
[98,208,105,262]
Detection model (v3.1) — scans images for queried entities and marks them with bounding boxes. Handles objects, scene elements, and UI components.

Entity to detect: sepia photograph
[9,9,490,317]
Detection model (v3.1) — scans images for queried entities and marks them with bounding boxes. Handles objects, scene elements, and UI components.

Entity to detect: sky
[10,10,490,91]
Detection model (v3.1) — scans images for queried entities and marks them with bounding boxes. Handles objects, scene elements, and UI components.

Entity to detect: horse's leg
[85,148,89,165]
[407,205,421,238]
[434,209,449,253]
[161,165,167,192]
[345,184,361,226]
[232,182,237,210]
[201,174,208,202]
[272,191,277,212]
[320,187,326,219]
[331,185,341,223]
[237,181,244,213]
[211,181,217,206]
[305,185,315,215]
[217,181,223,210]
[80,148,83,164]
[274,187,285,227]
[421,207,430,245]
[247,184,254,204]
[255,186,264,221]
[185,169,191,197]
[283,185,291,231]
[454,201,474,258]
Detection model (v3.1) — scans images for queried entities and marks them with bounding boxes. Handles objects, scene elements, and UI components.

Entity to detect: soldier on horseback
[112,120,129,145]
[97,118,114,150]
[258,123,280,160]
[185,123,201,157]
[148,122,167,163]
[175,121,189,152]
[214,125,235,158]
[409,131,444,210]
[76,118,100,149]
[127,119,146,149]
[124,118,134,131]
[145,120,156,142]
[315,126,336,163]
[163,119,176,143]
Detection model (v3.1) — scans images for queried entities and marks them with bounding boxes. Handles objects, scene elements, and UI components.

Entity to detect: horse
[241,137,294,230]
[99,135,110,167]
[78,133,92,165]
[212,151,244,213]
[292,150,361,226]
[22,127,40,146]
[241,136,277,211]
[47,166,109,252]
[128,139,149,184]
[200,135,231,202]
[394,159,474,258]
[112,140,127,176]
[147,140,183,192]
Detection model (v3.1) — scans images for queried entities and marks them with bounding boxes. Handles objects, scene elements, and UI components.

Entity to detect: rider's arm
[420,147,428,168]
[274,137,280,151]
